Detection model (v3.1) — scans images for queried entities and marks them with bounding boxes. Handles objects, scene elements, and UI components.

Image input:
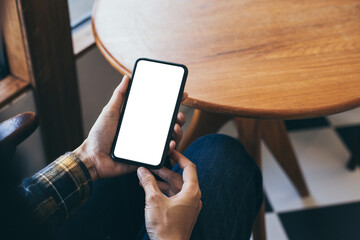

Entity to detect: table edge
[92,11,360,119]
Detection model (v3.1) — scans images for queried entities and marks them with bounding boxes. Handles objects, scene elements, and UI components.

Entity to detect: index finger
[170,150,198,186]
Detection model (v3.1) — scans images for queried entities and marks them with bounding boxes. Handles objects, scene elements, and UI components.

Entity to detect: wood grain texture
[0,75,30,108]
[262,120,309,196]
[0,111,38,148]
[93,0,360,119]
[234,118,265,240]
[177,109,231,152]
[2,0,31,82]
[17,0,84,162]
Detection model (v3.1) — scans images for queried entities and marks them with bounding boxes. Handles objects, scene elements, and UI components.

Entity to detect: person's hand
[137,151,202,240]
[74,75,188,181]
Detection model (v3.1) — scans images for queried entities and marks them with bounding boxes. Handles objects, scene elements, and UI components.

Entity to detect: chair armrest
[0,112,39,148]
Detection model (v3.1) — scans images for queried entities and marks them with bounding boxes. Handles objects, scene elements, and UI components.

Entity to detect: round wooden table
[92,1,360,239]
[93,0,360,119]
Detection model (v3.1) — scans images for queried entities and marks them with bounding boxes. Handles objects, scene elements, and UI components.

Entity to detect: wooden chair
[0,112,39,240]
[0,112,39,161]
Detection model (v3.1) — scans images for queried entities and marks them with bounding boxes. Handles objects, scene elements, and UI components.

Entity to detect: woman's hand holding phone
[73,75,187,181]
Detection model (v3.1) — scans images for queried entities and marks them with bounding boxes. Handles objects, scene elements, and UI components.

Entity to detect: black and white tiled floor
[180,106,360,240]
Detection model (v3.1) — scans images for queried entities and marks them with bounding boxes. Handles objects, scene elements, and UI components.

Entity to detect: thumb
[137,167,162,201]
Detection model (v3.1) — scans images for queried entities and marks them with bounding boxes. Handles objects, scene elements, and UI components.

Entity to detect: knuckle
[198,200,203,211]
[197,189,202,199]
[194,189,202,200]
[142,175,154,186]
[147,192,161,203]
[188,162,196,169]
[192,197,202,211]
[101,105,110,113]
[188,187,201,200]
[178,127,183,136]
[190,163,197,172]
[102,105,117,115]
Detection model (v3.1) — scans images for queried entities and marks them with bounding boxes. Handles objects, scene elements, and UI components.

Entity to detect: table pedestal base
[178,109,310,240]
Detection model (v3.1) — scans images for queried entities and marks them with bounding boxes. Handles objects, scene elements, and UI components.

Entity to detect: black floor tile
[285,118,329,131]
[264,193,273,213]
[336,125,360,154]
[279,202,360,240]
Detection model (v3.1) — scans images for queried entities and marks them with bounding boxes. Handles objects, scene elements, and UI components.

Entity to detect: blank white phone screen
[114,60,185,166]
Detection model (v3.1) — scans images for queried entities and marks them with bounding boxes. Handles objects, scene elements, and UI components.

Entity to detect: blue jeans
[58,134,263,240]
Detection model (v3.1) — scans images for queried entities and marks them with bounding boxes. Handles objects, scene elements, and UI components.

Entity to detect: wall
[77,47,123,135]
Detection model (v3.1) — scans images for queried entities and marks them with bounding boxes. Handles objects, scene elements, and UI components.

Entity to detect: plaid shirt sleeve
[18,152,92,224]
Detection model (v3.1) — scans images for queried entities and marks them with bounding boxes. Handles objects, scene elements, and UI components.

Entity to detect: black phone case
[110,58,188,169]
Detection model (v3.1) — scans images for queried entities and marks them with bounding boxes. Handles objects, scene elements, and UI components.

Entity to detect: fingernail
[137,167,146,177]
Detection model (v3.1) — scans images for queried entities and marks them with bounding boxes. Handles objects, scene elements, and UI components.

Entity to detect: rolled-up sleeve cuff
[22,152,92,222]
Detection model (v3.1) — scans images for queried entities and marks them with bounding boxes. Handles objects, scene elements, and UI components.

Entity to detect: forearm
[18,152,93,224]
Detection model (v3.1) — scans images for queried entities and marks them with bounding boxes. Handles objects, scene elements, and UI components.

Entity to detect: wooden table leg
[262,120,309,197]
[253,202,266,240]
[235,118,266,240]
[177,109,231,153]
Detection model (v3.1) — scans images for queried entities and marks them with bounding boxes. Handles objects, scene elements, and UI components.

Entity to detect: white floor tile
[218,119,238,138]
[250,214,289,240]
[265,213,289,240]
[263,128,360,212]
[262,140,311,212]
[327,107,360,127]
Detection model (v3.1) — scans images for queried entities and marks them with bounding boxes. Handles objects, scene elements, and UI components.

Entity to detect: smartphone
[111,58,188,169]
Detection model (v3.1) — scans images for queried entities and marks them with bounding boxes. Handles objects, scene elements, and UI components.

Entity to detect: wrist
[73,142,98,181]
